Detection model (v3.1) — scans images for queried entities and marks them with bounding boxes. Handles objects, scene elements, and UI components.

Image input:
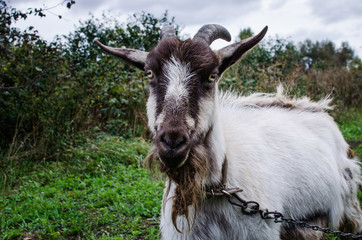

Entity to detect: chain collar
[205,156,243,197]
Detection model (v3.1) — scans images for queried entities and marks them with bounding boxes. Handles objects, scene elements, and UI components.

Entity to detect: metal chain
[221,190,362,239]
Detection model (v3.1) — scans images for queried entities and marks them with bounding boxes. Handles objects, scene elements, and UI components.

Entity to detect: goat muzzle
[156,128,191,168]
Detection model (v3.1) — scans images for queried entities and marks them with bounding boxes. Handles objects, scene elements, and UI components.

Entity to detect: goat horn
[94,40,148,70]
[161,25,176,40]
[193,24,231,45]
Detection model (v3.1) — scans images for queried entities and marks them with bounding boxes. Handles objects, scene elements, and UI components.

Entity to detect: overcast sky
[8,0,362,57]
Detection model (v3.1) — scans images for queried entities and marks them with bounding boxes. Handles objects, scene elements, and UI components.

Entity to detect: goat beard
[145,143,210,233]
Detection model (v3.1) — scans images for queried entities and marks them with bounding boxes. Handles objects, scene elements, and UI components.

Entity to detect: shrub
[1,5,360,165]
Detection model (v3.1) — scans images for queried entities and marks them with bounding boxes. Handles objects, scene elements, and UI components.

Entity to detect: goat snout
[160,132,187,150]
[156,129,190,168]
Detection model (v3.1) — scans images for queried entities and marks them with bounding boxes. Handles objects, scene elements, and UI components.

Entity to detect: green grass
[338,110,362,159]
[0,136,164,239]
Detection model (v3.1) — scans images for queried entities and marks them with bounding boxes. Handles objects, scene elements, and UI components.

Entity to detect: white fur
[148,57,195,131]
[160,87,362,240]
[146,91,157,134]
[164,56,194,104]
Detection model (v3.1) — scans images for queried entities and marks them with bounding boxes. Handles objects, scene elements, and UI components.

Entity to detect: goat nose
[160,131,188,151]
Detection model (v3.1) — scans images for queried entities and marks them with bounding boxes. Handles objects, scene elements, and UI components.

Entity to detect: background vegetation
[0,0,361,239]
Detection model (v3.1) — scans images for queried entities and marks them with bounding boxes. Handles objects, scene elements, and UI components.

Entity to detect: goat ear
[216,26,268,74]
[95,40,148,70]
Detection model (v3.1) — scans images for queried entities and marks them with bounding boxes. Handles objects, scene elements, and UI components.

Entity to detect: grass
[337,110,362,159]
[0,136,164,239]
[0,111,361,239]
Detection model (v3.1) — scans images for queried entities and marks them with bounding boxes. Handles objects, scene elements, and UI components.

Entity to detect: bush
[1,4,361,165]
[222,34,362,114]
[0,9,177,162]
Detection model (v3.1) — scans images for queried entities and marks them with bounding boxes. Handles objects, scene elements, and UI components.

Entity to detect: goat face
[145,38,220,168]
[95,24,268,169]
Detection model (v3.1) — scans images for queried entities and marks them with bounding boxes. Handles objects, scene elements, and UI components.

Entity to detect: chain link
[222,190,362,239]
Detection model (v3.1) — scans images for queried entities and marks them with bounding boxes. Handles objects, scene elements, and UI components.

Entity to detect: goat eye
[208,74,218,82]
[145,70,154,79]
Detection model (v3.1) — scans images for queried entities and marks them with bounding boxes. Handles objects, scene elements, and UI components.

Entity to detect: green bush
[0,9,176,162]
[1,2,361,166]
[222,35,362,112]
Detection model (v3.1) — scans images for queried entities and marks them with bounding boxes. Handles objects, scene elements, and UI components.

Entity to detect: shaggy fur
[219,85,333,112]
[146,130,215,232]
[96,24,361,240]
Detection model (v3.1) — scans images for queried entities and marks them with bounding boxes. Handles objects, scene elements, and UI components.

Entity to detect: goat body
[161,89,362,239]
[96,24,361,240]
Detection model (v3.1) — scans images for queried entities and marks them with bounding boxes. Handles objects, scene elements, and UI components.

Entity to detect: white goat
[96,24,361,240]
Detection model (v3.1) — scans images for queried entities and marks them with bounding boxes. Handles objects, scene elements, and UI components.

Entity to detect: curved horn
[217,26,268,74]
[193,24,231,45]
[161,25,176,40]
[95,40,148,70]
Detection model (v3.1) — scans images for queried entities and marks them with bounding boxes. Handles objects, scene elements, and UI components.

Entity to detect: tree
[238,27,253,40]
[337,42,354,66]
[299,39,355,69]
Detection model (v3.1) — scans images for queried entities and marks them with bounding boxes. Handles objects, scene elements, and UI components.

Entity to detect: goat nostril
[174,137,186,147]
[161,135,171,146]
[160,134,187,150]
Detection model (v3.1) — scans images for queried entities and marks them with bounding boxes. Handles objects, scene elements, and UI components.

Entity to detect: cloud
[170,1,261,25]
[72,0,262,25]
[308,0,362,24]
[7,0,362,57]
[8,0,35,4]
[267,0,288,10]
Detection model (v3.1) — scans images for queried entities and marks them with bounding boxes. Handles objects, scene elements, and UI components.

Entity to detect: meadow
[1,137,162,239]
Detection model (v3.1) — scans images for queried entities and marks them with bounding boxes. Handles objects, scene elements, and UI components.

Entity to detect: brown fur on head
[96,24,268,233]
[145,143,210,232]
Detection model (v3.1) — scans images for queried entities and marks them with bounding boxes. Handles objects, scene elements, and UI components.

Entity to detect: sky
[7,0,362,57]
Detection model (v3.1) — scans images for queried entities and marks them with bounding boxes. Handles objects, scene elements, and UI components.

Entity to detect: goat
[96,24,361,240]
